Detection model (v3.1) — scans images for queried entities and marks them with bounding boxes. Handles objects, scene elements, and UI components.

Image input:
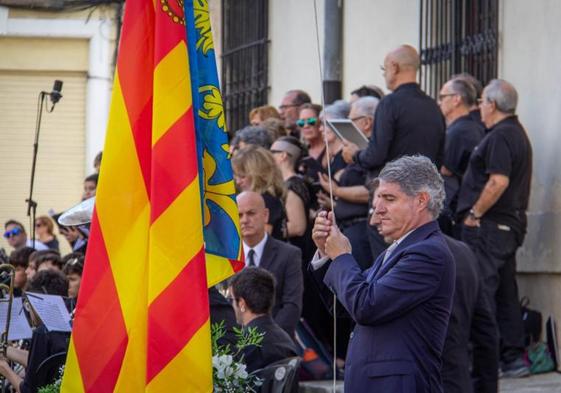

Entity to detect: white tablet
[326,119,369,149]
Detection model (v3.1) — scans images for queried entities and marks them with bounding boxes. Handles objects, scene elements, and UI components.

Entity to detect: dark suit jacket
[442,237,498,393]
[260,236,303,336]
[243,315,298,373]
[324,221,455,393]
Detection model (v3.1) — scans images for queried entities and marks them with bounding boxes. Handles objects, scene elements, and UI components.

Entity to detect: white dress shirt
[243,233,268,267]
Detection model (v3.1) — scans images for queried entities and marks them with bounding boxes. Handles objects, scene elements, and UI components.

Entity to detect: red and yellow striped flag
[61,1,235,391]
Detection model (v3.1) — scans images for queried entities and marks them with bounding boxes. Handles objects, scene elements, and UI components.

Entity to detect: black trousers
[461,219,526,363]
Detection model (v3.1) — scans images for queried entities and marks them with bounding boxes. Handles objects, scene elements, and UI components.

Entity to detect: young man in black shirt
[457,79,533,377]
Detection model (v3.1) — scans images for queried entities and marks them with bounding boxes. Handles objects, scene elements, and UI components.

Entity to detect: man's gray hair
[322,100,351,119]
[483,79,518,114]
[352,96,380,117]
[376,155,445,218]
[449,78,477,107]
[231,126,273,149]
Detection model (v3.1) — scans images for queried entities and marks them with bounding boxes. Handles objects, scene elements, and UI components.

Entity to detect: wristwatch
[468,208,482,220]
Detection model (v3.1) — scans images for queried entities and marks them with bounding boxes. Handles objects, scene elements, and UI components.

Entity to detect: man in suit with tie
[312,155,455,393]
[237,191,303,336]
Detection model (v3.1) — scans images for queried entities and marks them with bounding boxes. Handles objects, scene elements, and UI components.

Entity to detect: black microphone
[50,80,63,104]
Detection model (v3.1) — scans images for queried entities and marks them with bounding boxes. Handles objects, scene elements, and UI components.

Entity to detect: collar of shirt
[243,233,268,267]
[392,228,415,249]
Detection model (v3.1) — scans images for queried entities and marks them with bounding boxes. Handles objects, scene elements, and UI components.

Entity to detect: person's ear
[417,192,430,211]
[238,298,247,313]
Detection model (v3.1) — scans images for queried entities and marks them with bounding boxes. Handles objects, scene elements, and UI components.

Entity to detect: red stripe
[116,0,154,197]
[154,1,187,65]
[131,98,153,196]
[150,108,198,222]
[117,0,154,125]
[72,211,128,393]
[146,248,209,383]
[229,258,245,273]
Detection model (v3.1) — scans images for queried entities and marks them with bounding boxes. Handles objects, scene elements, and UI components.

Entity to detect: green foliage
[212,321,265,393]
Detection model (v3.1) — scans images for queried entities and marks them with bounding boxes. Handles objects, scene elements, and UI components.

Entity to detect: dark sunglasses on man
[3,227,23,239]
[296,117,318,127]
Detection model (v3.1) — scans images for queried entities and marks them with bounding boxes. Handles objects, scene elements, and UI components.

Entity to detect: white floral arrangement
[212,321,264,393]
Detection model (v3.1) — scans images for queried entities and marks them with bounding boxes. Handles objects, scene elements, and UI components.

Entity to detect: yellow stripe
[146,320,213,393]
[148,179,204,302]
[205,253,235,287]
[60,341,85,393]
[152,40,192,145]
[94,74,150,388]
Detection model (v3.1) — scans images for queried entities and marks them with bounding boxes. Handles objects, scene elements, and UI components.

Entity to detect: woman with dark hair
[34,215,59,251]
[62,253,84,299]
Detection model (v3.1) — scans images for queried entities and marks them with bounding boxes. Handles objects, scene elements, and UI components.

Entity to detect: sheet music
[0,297,33,340]
[26,293,71,332]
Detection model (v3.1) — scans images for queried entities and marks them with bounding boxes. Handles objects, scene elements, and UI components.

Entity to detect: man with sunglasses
[3,220,48,251]
[437,78,485,236]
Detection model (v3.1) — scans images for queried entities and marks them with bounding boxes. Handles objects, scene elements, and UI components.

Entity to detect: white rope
[312,0,338,390]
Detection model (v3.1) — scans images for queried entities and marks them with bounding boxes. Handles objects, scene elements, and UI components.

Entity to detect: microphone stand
[26,91,57,247]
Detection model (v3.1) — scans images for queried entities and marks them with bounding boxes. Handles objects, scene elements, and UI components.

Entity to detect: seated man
[228,267,297,373]
[0,270,70,393]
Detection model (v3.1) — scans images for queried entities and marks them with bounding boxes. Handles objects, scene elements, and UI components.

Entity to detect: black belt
[338,216,367,230]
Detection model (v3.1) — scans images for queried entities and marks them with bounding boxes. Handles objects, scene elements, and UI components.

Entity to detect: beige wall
[0,34,90,256]
[269,0,325,106]
[342,0,418,98]
[499,0,561,325]
[267,0,418,106]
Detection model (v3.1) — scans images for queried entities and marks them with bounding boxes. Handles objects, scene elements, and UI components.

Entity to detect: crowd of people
[0,43,534,392]
[224,43,533,392]
[0,153,100,392]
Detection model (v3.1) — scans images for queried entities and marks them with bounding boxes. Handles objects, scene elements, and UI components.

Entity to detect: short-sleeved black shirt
[457,116,533,232]
[443,114,485,178]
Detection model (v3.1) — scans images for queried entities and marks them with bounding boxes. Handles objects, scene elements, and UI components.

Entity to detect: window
[221,0,269,133]
[419,0,499,98]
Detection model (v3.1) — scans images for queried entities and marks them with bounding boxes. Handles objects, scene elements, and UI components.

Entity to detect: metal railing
[221,0,269,133]
[419,0,499,98]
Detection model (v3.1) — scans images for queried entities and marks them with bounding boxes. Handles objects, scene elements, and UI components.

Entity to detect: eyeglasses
[279,104,299,110]
[438,93,457,101]
[296,117,318,127]
[3,227,22,239]
[477,98,491,105]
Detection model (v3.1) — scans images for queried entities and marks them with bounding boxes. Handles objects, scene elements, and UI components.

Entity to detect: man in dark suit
[341,45,446,260]
[228,267,298,373]
[442,236,498,393]
[312,156,455,393]
[237,191,303,336]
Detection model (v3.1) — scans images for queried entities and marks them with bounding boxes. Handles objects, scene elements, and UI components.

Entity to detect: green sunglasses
[296,117,318,127]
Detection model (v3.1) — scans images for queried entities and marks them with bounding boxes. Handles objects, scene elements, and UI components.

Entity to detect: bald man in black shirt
[342,45,446,258]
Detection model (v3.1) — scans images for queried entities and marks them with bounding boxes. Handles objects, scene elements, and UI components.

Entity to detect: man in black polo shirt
[341,44,446,258]
[438,78,485,236]
[457,79,533,377]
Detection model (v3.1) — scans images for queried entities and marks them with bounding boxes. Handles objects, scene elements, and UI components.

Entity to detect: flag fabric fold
[62,0,242,391]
